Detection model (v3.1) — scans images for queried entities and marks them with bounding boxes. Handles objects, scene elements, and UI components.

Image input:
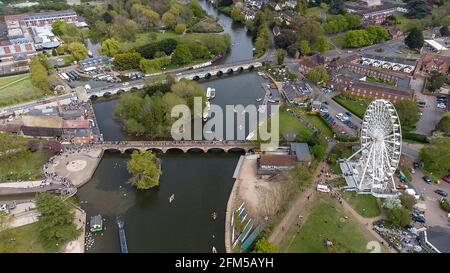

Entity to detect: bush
[403,132,429,143]
[440,198,450,213]
[386,207,411,228]
[399,193,417,211]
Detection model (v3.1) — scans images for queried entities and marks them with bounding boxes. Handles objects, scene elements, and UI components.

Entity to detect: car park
[435,189,448,197]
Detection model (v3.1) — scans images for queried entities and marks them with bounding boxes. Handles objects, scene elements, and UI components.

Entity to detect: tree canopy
[386,207,411,228]
[36,193,80,251]
[395,99,420,131]
[306,66,329,83]
[406,0,432,19]
[405,27,424,50]
[252,237,278,253]
[419,137,450,178]
[127,150,162,190]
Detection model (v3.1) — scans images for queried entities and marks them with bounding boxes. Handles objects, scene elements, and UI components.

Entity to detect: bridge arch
[226,68,233,74]
[207,147,225,153]
[166,147,185,153]
[124,148,140,154]
[103,92,111,97]
[237,67,244,73]
[227,147,247,154]
[249,65,255,71]
[104,148,121,154]
[146,148,163,154]
[193,75,200,81]
[216,70,223,77]
[117,90,125,95]
[90,95,98,100]
[205,73,211,79]
[187,147,205,153]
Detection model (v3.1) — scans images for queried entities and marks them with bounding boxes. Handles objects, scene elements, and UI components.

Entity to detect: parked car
[345,112,352,117]
[442,174,450,183]
[413,162,420,169]
[435,189,448,197]
[412,214,426,223]
[422,176,432,184]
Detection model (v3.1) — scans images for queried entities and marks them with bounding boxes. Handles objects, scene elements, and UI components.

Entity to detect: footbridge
[94,140,256,153]
[175,60,263,81]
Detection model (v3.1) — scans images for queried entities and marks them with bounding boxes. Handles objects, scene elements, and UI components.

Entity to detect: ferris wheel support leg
[358,144,374,191]
[347,143,371,162]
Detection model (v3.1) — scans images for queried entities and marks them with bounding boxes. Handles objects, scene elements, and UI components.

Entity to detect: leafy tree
[296,0,308,14]
[306,66,329,83]
[296,18,322,45]
[428,71,445,91]
[387,207,411,228]
[30,57,50,92]
[127,151,162,189]
[440,25,450,37]
[218,0,233,6]
[329,0,346,15]
[130,4,160,31]
[275,49,286,65]
[68,42,88,61]
[343,30,372,48]
[139,57,170,73]
[252,237,277,253]
[406,0,432,19]
[101,38,120,57]
[37,52,53,71]
[345,14,361,30]
[312,144,326,161]
[52,20,65,36]
[230,8,245,23]
[419,137,450,178]
[395,99,420,131]
[382,197,402,209]
[111,16,138,41]
[314,36,330,54]
[171,44,193,65]
[435,112,450,133]
[101,11,113,23]
[162,12,177,30]
[35,193,80,251]
[174,23,186,35]
[274,29,298,49]
[400,193,417,211]
[298,40,311,56]
[366,25,390,43]
[405,27,424,49]
[113,51,142,70]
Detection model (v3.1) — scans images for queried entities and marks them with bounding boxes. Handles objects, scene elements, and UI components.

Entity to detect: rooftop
[423,226,450,253]
[289,143,313,162]
[259,154,297,167]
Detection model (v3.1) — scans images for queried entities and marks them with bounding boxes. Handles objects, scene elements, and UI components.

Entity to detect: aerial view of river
[78,0,264,253]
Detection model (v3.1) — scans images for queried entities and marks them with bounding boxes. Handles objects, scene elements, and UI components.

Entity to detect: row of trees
[30,56,51,93]
[323,14,361,34]
[383,193,417,228]
[110,33,231,71]
[342,26,390,48]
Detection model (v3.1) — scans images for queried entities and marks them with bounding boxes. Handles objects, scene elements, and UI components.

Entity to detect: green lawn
[0,77,49,107]
[303,114,333,137]
[279,110,313,142]
[0,133,51,182]
[279,195,378,253]
[342,191,381,218]
[0,223,45,253]
[328,177,347,188]
[366,76,395,86]
[306,7,322,18]
[0,74,29,87]
[332,94,370,119]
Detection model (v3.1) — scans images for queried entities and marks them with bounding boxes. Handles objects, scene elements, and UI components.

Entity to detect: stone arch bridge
[175,60,263,81]
[93,140,256,154]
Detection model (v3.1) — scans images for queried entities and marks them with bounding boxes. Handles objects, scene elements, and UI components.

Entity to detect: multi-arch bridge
[175,60,263,81]
[93,140,256,154]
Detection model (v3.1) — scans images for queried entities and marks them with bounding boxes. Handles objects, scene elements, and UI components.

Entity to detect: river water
[79,0,263,253]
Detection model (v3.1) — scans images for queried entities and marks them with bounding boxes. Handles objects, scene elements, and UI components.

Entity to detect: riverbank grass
[342,191,381,218]
[0,74,48,107]
[0,223,45,253]
[279,195,375,253]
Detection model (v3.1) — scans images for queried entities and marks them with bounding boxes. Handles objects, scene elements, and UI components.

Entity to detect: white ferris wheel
[346,99,402,193]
